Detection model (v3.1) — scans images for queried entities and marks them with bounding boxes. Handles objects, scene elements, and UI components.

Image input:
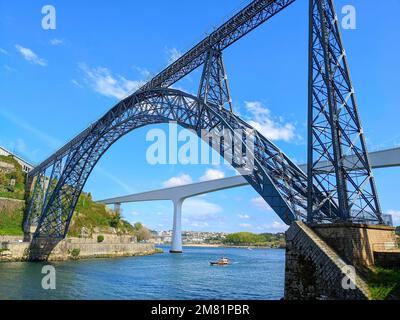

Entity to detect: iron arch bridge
[25,0,384,247]
[25,88,338,240]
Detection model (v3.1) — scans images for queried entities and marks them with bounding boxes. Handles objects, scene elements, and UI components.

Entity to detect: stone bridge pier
[284,221,399,300]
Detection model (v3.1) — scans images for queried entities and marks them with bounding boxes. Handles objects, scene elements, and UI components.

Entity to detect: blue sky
[1,0,399,232]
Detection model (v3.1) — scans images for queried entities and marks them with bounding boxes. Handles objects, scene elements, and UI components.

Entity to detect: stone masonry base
[284,221,370,300]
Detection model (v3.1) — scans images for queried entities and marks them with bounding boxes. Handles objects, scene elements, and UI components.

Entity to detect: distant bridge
[98,147,400,252]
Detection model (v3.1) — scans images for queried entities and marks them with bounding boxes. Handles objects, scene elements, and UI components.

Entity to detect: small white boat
[209,257,231,266]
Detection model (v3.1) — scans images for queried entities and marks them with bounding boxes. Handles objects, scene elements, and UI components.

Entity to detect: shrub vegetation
[368,267,400,300]
[223,232,285,247]
[0,155,26,200]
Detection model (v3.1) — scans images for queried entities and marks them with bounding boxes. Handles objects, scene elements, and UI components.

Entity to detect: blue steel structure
[307,0,382,224]
[24,0,382,250]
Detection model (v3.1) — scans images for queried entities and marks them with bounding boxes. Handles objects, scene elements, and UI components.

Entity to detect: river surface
[0,246,285,300]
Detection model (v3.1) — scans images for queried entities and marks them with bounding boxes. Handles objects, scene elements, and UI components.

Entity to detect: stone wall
[0,237,158,262]
[67,233,135,244]
[0,242,30,261]
[311,223,397,270]
[285,221,370,300]
[0,235,24,243]
[47,241,156,261]
[0,197,25,211]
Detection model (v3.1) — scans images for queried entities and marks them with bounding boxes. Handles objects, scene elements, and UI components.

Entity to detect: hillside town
[149,230,227,245]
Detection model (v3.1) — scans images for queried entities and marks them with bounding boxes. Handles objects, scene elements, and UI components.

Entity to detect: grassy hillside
[0,155,26,235]
[0,204,24,235]
[0,155,152,240]
[68,192,135,237]
[0,190,142,238]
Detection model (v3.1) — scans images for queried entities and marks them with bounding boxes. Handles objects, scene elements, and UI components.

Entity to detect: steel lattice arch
[24,0,384,244]
[26,88,339,239]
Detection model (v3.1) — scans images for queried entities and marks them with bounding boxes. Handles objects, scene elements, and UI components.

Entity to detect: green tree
[132,222,151,242]
[222,231,285,246]
[134,222,143,231]
[0,155,26,200]
[223,232,265,245]
[110,212,121,228]
[136,226,151,242]
[70,248,80,259]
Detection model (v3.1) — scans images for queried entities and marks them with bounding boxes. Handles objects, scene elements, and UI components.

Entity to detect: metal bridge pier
[170,198,184,253]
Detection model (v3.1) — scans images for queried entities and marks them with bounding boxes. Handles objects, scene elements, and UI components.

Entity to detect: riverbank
[182,243,284,249]
[0,235,162,262]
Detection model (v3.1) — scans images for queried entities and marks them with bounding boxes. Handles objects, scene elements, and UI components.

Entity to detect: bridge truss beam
[307,0,382,224]
[198,50,233,112]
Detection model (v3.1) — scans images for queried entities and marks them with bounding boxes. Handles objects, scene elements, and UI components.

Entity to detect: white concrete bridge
[97,147,400,253]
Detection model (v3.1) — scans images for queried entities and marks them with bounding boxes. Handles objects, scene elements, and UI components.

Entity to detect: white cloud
[0,48,8,55]
[4,65,16,72]
[237,214,250,219]
[182,198,223,224]
[190,222,209,228]
[50,38,64,46]
[14,138,27,154]
[251,196,273,211]
[71,79,82,87]
[256,221,288,233]
[238,221,288,232]
[163,174,193,188]
[133,66,151,79]
[238,223,252,228]
[6,138,39,162]
[245,101,295,142]
[166,47,182,64]
[199,169,225,181]
[15,45,47,66]
[79,63,144,100]
[387,210,400,225]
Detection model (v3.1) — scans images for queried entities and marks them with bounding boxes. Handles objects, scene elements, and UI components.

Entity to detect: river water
[0,246,285,300]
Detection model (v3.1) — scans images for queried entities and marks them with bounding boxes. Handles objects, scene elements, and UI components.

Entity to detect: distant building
[150,230,227,245]
[0,145,34,173]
